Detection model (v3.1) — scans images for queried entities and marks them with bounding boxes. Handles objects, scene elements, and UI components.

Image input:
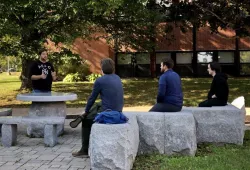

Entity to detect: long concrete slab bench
[89,112,139,170]
[182,97,246,145]
[0,116,65,147]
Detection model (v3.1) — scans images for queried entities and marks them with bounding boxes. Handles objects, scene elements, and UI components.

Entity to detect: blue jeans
[32,89,51,93]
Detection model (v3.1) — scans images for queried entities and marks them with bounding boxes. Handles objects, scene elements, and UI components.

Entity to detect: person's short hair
[209,62,221,73]
[161,57,174,69]
[101,58,115,74]
[39,49,47,55]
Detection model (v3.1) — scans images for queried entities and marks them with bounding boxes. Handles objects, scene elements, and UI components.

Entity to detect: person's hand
[212,94,217,98]
[41,72,46,79]
[81,112,88,118]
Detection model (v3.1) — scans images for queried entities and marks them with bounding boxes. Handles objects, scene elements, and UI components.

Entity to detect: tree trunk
[20,58,33,90]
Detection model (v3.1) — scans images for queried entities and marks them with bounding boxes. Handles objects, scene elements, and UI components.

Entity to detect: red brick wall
[72,38,114,73]
[156,25,193,51]
[197,27,235,50]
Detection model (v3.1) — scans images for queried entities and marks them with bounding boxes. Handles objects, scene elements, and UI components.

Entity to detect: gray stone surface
[0,116,65,125]
[164,112,197,156]
[16,92,77,102]
[27,102,66,137]
[0,108,12,135]
[183,106,245,145]
[44,125,58,147]
[89,113,139,170]
[136,112,165,154]
[2,124,17,147]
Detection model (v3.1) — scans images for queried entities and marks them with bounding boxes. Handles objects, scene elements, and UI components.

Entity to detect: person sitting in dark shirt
[149,57,183,112]
[199,62,229,107]
[72,58,124,158]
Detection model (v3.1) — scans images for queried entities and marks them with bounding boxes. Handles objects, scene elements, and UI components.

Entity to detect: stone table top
[16,92,77,102]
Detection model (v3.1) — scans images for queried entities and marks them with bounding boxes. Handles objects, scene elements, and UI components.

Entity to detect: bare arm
[51,71,57,81]
[31,75,42,80]
[31,73,46,80]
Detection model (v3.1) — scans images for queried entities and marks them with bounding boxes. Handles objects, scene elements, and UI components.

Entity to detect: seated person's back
[150,57,183,112]
[87,74,123,112]
[199,62,229,107]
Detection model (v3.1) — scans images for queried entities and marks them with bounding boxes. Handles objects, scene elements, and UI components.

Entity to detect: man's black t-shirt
[30,61,54,91]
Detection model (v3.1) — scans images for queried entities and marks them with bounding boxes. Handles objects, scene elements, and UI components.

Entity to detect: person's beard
[40,57,47,63]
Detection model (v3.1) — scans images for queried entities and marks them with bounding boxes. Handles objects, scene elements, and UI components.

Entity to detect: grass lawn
[0,73,249,108]
[133,130,250,170]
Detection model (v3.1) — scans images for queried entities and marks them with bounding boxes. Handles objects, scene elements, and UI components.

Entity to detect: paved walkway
[0,119,89,170]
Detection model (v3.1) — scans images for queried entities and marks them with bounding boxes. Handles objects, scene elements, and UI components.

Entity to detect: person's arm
[85,80,101,114]
[30,63,46,80]
[207,79,216,99]
[157,77,166,103]
[31,74,46,80]
[51,64,57,81]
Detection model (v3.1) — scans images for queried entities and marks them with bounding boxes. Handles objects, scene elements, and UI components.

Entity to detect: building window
[135,53,150,64]
[117,53,132,65]
[240,51,250,75]
[156,53,171,64]
[176,53,192,64]
[240,51,250,63]
[218,52,234,63]
[198,52,213,63]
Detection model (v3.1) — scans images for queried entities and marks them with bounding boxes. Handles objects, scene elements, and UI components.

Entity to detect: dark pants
[198,98,227,107]
[149,103,182,112]
[80,103,102,152]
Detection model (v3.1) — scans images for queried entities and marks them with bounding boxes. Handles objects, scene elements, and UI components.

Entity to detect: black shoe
[72,150,89,158]
[70,115,84,128]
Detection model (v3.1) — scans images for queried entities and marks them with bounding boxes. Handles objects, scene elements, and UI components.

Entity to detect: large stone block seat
[182,96,246,145]
[89,113,139,170]
[0,116,65,147]
[135,111,197,156]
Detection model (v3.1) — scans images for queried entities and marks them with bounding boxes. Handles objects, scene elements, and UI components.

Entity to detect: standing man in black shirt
[30,50,57,92]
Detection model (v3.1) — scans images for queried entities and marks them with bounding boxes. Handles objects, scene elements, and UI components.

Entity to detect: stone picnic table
[16,92,77,138]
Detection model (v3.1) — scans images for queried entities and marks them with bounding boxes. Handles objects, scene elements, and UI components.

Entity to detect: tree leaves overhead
[159,0,250,37]
[0,0,163,58]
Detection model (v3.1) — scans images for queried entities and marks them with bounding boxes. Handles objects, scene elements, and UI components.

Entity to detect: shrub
[63,73,81,82]
[86,73,102,82]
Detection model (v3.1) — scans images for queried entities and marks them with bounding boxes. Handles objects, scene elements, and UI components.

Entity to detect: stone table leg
[2,124,17,147]
[44,124,58,147]
[27,101,66,138]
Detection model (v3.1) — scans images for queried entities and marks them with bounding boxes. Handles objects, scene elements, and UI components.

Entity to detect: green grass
[133,130,250,170]
[0,73,250,107]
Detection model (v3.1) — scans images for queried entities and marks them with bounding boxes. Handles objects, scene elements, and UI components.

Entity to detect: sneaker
[70,115,84,128]
[72,150,89,158]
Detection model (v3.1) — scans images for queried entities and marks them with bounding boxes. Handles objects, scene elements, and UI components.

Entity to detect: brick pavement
[0,119,89,170]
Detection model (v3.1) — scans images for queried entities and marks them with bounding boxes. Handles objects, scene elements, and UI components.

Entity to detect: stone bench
[0,108,12,135]
[89,113,139,170]
[0,116,65,147]
[182,97,246,145]
[135,111,197,156]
